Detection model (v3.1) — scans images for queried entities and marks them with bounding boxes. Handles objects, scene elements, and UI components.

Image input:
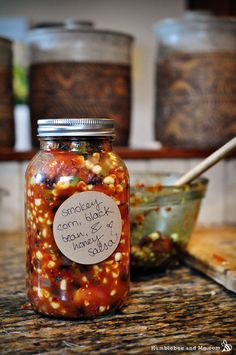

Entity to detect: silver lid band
[37,118,115,137]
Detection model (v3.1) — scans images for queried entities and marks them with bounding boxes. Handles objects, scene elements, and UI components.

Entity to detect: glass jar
[154,12,236,149]
[0,36,14,148]
[28,22,133,147]
[25,118,130,319]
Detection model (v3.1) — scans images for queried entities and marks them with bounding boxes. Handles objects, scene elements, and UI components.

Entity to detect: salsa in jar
[25,118,130,318]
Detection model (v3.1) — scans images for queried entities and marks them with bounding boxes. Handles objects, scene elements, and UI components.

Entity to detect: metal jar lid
[37,118,115,137]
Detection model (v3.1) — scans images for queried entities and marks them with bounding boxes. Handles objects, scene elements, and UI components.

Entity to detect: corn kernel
[47,260,56,268]
[116,184,124,192]
[110,290,117,296]
[92,164,102,175]
[103,176,115,184]
[42,289,50,298]
[112,272,119,279]
[51,302,60,309]
[112,262,119,269]
[105,260,113,265]
[93,152,100,161]
[42,228,47,238]
[99,306,106,312]
[35,198,41,206]
[84,300,90,307]
[36,250,43,260]
[115,252,122,262]
[85,160,94,170]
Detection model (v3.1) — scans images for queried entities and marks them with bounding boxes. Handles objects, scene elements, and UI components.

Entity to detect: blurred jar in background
[0,37,14,148]
[154,12,236,149]
[28,21,133,147]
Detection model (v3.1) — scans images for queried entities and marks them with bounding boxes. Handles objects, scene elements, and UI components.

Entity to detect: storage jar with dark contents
[0,37,14,148]
[25,118,130,319]
[154,13,236,149]
[28,22,133,147]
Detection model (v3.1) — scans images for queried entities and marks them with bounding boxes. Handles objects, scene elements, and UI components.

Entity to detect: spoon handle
[174,137,236,187]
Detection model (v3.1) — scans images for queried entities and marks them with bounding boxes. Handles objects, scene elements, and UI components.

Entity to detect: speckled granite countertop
[0,232,235,355]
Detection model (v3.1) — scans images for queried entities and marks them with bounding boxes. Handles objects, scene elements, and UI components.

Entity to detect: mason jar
[28,22,133,147]
[25,118,130,318]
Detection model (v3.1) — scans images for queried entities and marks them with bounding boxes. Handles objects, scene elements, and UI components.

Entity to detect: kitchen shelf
[0,147,236,161]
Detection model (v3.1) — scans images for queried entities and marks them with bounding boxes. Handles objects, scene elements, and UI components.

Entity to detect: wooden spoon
[174,137,236,187]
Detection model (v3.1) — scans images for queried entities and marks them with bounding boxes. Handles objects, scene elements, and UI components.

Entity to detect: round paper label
[53,191,122,264]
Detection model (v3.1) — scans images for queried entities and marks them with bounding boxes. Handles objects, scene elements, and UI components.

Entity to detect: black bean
[58,142,71,151]
[71,281,81,291]
[60,265,70,270]
[120,268,129,282]
[34,240,40,247]
[52,205,59,214]
[79,265,92,273]
[109,300,121,312]
[59,195,67,203]
[55,275,63,282]
[60,256,73,270]
[45,177,58,189]
[76,306,86,316]
[30,264,34,273]
[89,175,103,185]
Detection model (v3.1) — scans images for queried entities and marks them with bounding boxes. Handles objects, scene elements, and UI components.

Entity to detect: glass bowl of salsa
[130,172,208,272]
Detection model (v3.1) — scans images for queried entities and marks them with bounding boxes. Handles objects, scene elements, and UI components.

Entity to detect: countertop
[0,231,235,355]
